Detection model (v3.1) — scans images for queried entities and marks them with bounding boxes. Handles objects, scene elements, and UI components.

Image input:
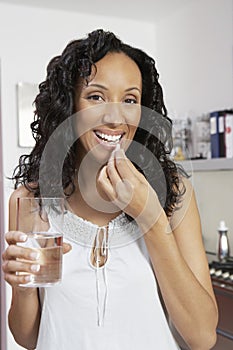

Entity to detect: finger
[107,160,134,208]
[115,179,134,209]
[107,149,137,198]
[114,148,142,180]
[2,259,40,275]
[5,231,28,245]
[2,245,40,262]
[98,166,117,201]
[62,243,72,255]
[102,166,133,212]
[106,154,122,188]
[4,272,33,286]
[108,146,116,162]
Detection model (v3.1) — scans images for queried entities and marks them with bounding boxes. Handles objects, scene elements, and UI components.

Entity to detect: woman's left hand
[98,147,163,230]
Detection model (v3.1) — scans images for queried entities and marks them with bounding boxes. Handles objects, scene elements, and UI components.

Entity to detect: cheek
[75,119,93,143]
[129,125,139,141]
[124,105,141,127]
[75,109,101,137]
[128,113,141,138]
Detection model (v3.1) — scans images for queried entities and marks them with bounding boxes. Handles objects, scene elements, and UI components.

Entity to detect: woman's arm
[2,187,41,349]
[98,148,218,350]
[3,186,72,349]
[143,178,218,350]
[8,287,41,350]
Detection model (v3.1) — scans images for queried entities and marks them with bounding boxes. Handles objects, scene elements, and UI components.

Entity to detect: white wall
[193,170,233,254]
[155,0,233,117]
[155,0,233,253]
[0,4,156,349]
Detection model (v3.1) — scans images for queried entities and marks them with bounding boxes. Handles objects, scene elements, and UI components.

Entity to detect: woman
[2,29,218,349]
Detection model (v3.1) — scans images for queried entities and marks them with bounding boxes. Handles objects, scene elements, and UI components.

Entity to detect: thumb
[62,242,72,255]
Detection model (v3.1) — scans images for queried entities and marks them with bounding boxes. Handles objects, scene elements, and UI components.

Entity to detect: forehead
[89,52,142,87]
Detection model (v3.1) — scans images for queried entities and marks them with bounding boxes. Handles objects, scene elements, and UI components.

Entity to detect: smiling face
[74,52,142,165]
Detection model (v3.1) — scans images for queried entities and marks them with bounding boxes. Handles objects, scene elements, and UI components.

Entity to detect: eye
[87,94,104,102]
[124,98,137,104]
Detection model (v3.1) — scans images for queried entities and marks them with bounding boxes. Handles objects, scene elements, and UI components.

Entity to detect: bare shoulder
[178,174,196,207]
[179,174,194,197]
[170,175,198,232]
[9,185,34,205]
[9,185,36,230]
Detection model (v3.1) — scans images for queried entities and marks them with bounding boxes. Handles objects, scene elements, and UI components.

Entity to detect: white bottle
[217,220,230,262]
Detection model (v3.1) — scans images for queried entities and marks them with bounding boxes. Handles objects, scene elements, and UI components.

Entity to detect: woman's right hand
[2,231,72,287]
[2,231,40,287]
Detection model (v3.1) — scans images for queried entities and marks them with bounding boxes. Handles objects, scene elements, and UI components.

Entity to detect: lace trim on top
[61,211,143,248]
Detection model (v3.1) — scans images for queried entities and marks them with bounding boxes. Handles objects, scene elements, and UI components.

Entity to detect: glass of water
[17,197,64,287]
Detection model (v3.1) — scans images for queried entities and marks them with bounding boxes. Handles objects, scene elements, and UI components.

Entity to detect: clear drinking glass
[17,197,64,287]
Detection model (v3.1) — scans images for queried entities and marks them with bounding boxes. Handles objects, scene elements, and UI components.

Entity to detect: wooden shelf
[176,158,233,173]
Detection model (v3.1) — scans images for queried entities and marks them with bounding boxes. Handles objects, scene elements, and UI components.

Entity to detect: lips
[94,130,124,145]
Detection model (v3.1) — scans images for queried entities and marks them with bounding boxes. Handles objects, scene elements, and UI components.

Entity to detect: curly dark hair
[12,29,187,217]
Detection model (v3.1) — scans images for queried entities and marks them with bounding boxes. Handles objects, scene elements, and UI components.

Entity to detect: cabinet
[212,334,233,350]
[170,281,233,350]
[211,286,233,350]
[177,158,233,172]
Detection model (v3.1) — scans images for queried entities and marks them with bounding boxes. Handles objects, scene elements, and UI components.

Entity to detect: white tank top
[36,211,179,349]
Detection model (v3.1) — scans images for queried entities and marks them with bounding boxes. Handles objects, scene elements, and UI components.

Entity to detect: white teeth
[95,131,122,143]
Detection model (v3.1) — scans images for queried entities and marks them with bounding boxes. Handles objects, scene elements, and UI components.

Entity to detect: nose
[102,103,125,126]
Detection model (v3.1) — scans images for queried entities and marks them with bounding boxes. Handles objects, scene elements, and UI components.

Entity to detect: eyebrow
[125,87,142,93]
[87,83,108,90]
[86,83,141,93]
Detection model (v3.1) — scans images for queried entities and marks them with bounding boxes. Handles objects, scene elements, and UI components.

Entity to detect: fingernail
[116,147,124,158]
[115,143,121,152]
[110,143,120,160]
[25,275,33,282]
[31,264,40,272]
[30,251,40,260]
[19,234,27,242]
